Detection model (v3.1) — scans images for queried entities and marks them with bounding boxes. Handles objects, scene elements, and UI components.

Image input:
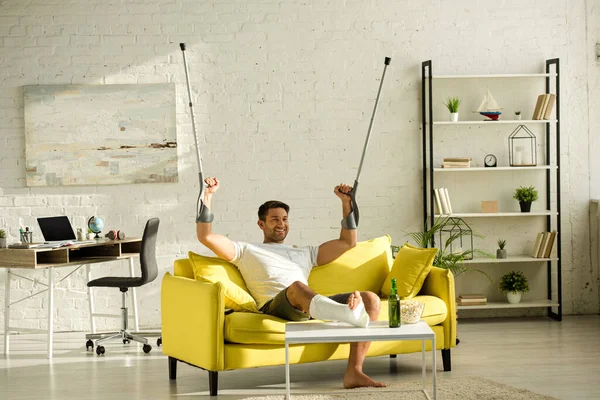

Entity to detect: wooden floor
[1,315,599,399]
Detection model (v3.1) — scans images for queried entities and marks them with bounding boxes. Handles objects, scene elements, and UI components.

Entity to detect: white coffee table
[285,320,436,399]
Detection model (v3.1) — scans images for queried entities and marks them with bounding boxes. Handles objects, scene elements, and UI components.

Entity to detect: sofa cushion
[381,243,437,298]
[223,294,447,345]
[308,235,393,296]
[189,251,259,313]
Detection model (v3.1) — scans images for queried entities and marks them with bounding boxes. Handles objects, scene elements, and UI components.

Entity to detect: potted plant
[513,185,538,212]
[496,239,507,259]
[444,97,461,122]
[0,229,6,248]
[499,270,530,304]
[514,110,521,120]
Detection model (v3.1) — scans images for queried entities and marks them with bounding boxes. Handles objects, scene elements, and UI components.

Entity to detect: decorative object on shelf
[444,96,461,122]
[531,231,558,258]
[481,200,499,213]
[0,229,6,248]
[406,217,493,280]
[484,154,497,167]
[475,89,502,121]
[508,125,537,166]
[499,270,530,304]
[514,110,522,120]
[513,185,538,212]
[496,239,507,259]
[434,187,453,215]
[87,216,104,239]
[457,294,487,306]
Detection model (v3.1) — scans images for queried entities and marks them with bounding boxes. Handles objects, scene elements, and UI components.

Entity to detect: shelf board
[433,119,556,125]
[462,256,558,264]
[457,299,559,310]
[433,211,557,218]
[434,166,556,172]
[429,73,557,79]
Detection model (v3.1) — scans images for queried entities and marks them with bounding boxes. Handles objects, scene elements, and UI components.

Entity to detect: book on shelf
[531,232,544,257]
[532,93,557,120]
[532,94,546,120]
[542,231,558,258]
[435,187,449,215]
[443,188,453,214]
[531,231,558,258]
[442,157,471,168]
[543,94,556,119]
[434,188,444,215]
[457,294,487,306]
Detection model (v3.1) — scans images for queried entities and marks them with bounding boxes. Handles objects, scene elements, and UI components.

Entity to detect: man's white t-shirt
[231,241,319,308]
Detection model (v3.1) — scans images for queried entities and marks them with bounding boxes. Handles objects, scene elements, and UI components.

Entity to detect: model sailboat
[476,90,502,121]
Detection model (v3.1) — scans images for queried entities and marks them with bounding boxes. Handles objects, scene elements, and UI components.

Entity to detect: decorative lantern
[508,125,537,167]
[437,217,474,260]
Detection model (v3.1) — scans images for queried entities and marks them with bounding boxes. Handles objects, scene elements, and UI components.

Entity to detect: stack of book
[434,187,453,215]
[442,157,471,168]
[531,231,558,258]
[457,294,487,306]
[532,93,556,120]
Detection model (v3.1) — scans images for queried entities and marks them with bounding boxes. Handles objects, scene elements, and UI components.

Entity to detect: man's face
[258,208,289,244]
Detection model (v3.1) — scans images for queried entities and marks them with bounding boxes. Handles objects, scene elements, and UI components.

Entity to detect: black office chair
[85,218,159,355]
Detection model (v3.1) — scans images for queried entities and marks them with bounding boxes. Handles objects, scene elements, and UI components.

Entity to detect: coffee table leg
[432,336,436,400]
[421,339,426,389]
[285,342,290,399]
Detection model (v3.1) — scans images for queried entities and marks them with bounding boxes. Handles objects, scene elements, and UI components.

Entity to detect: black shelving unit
[421,59,562,321]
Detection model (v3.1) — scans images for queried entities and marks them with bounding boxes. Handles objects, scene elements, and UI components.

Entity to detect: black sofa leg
[209,371,218,396]
[169,357,177,380]
[389,354,397,358]
[441,349,451,371]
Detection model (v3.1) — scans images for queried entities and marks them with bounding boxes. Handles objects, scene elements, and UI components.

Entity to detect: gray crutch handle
[196,173,214,223]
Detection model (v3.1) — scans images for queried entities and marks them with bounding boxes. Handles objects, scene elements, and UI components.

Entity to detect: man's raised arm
[316,183,358,266]
[196,177,236,262]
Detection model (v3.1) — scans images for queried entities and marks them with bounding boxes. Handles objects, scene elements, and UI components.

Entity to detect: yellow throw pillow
[308,235,393,296]
[381,243,438,298]
[188,251,259,313]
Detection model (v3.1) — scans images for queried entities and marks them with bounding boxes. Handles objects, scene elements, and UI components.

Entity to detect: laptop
[37,216,77,243]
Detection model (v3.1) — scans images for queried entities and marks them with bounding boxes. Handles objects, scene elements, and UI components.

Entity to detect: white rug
[240,376,559,400]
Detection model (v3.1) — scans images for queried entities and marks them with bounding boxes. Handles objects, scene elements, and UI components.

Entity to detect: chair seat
[87,276,145,288]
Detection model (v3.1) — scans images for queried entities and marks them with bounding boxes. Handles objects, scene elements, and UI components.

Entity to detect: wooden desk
[0,238,142,359]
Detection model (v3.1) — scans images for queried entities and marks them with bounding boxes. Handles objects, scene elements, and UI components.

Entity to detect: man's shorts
[260,287,352,321]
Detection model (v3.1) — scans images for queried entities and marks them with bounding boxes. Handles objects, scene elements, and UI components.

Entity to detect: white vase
[507,291,522,304]
[450,112,458,122]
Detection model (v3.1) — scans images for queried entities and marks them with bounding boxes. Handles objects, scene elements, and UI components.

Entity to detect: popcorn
[400,300,424,324]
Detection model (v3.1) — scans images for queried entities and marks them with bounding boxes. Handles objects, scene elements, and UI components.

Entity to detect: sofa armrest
[161,272,225,371]
[419,267,456,349]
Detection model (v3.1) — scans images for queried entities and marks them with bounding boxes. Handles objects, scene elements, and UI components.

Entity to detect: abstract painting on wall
[23,83,178,187]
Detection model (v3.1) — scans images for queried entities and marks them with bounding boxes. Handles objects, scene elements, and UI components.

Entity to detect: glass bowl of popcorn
[400,299,425,324]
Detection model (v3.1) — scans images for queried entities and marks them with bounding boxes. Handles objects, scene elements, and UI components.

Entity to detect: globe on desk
[87,216,104,239]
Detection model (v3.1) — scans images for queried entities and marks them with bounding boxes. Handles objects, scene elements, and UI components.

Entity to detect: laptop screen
[37,216,77,242]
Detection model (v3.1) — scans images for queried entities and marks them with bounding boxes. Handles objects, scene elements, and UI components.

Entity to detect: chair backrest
[139,218,160,285]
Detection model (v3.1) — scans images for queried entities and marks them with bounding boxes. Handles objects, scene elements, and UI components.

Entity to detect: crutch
[180,43,213,222]
[342,57,391,230]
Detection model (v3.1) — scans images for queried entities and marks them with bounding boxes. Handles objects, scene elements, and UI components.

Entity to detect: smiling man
[196,177,386,389]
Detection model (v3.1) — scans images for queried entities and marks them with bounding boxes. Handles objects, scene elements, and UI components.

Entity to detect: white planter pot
[0,238,6,248]
[507,291,522,304]
[450,112,459,122]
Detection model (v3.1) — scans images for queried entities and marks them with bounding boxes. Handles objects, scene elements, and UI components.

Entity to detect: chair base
[86,330,149,345]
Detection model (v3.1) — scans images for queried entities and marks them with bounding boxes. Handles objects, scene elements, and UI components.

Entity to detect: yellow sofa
[161,237,456,396]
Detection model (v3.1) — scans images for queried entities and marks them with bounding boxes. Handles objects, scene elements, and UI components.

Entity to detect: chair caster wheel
[96,345,105,356]
[86,340,94,351]
[157,337,162,347]
[143,344,152,354]
[123,339,130,344]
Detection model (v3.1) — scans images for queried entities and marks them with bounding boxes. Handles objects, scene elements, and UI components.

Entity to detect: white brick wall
[0,0,598,332]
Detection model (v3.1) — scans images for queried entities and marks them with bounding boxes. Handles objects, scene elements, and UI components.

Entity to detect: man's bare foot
[343,369,387,389]
[346,291,362,310]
